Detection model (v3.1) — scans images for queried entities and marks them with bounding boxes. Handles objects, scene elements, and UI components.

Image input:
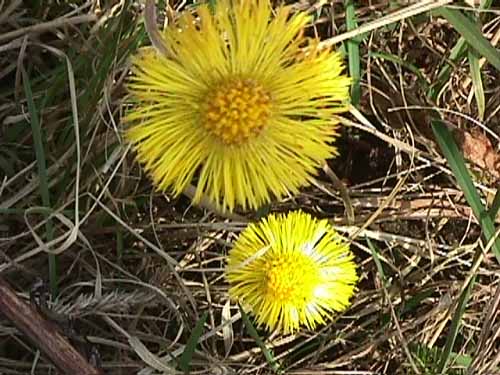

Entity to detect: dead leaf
[453,128,500,180]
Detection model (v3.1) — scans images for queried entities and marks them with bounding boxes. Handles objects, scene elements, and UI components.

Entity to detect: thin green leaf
[428,39,467,101]
[429,1,495,100]
[480,0,494,9]
[468,48,485,120]
[207,0,217,12]
[22,68,57,295]
[411,342,472,373]
[255,204,271,219]
[239,304,281,373]
[431,121,500,262]
[433,123,498,370]
[285,336,324,366]
[400,289,435,316]
[344,0,360,106]
[437,276,475,373]
[366,238,388,289]
[178,312,208,373]
[369,51,430,89]
[436,7,500,72]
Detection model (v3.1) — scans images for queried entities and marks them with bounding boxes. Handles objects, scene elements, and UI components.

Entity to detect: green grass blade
[428,38,467,101]
[369,51,429,89]
[433,120,500,373]
[468,48,485,120]
[207,0,217,12]
[178,311,208,373]
[437,275,475,373]
[22,68,57,295]
[431,120,500,262]
[411,342,473,373]
[480,0,494,9]
[239,304,281,373]
[436,7,500,72]
[429,1,493,100]
[400,289,435,316]
[366,238,388,288]
[344,0,360,106]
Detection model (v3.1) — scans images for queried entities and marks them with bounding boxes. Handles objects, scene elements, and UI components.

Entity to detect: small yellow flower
[226,211,358,334]
[125,0,350,212]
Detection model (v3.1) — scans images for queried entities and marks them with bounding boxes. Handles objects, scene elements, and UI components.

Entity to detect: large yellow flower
[226,211,358,334]
[125,0,350,212]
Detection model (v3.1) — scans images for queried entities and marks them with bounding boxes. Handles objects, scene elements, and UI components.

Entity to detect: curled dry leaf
[129,336,176,373]
[144,0,170,57]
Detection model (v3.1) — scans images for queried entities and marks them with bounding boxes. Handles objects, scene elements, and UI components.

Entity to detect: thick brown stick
[0,277,103,374]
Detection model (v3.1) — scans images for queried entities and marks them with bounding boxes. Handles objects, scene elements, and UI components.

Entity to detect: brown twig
[322,163,355,224]
[0,277,103,375]
[0,15,97,44]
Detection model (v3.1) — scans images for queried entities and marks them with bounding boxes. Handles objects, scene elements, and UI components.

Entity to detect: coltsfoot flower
[125,0,351,212]
[226,211,358,334]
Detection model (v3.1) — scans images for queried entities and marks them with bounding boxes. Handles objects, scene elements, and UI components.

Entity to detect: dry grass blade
[318,0,453,49]
[0,0,22,24]
[144,0,170,57]
[0,15,97,43]
[222,300,234,358]
[129,336,179,374]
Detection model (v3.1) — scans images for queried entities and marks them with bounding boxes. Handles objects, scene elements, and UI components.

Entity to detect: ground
[1,1,500,374]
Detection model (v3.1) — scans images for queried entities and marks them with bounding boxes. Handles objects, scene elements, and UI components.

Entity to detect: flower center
[201,78,272,145]
[263,252,320,305]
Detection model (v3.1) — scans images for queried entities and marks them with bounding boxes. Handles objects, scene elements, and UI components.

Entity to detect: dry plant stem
[382,279,421,374]
[0,15,97,43]
[0,277,103,375]
[428,245,485,348]
[346,107,412,241]
[322,163,355,224]
[341,194,489,224]
[470,282,500,372]
[0,0,22,25]
[317,0,453,50]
